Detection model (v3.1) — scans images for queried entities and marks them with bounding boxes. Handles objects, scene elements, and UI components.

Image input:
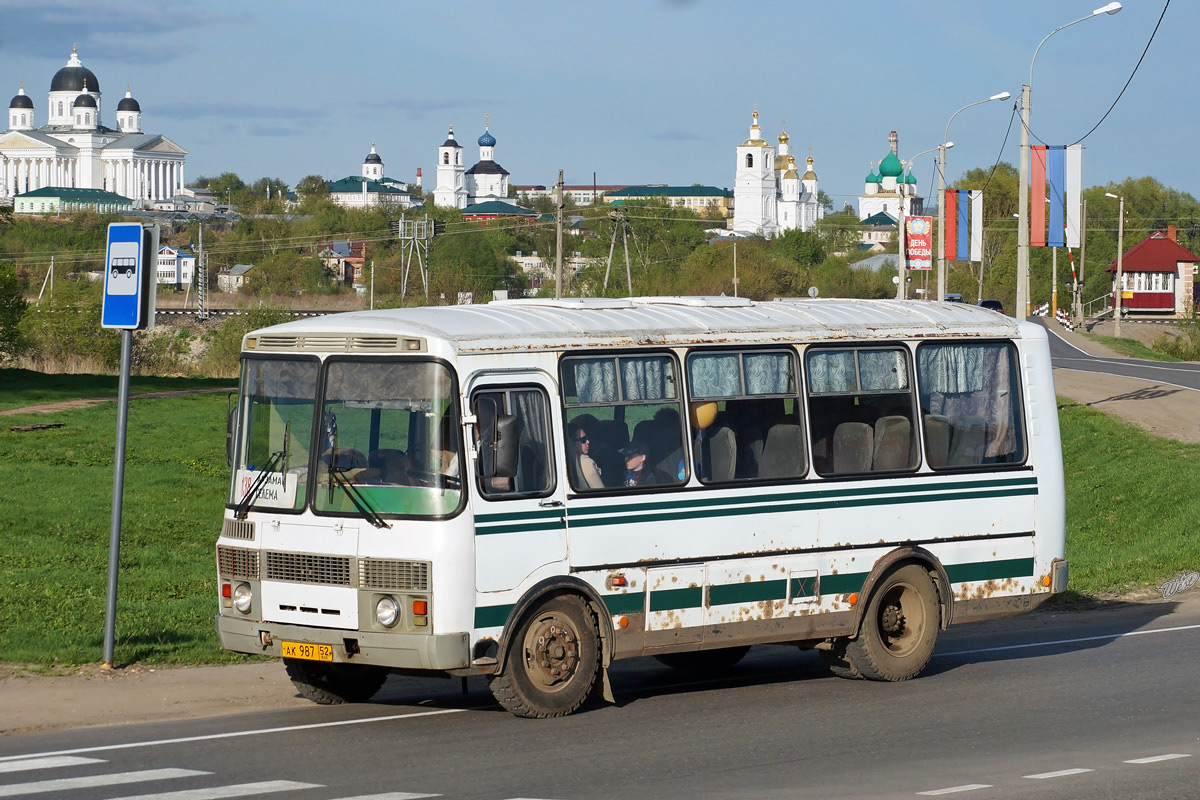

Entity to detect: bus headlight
[232,582,253,614]
[375,595,400,628]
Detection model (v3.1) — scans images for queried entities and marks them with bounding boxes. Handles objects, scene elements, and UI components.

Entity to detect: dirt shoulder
[0,387,235,417]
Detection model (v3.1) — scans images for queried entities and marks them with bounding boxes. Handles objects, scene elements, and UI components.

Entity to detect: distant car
[943,293,965,303]
[979,299,1005,314]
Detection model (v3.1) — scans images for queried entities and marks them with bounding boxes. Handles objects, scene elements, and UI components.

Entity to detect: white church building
[732,109,823,238]
[433,118,513,209]
[858,130,923,220]
[326,142,418,210]
[1,47,187,205]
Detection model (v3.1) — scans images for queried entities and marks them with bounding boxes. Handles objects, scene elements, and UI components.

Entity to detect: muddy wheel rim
[522,611,580,693]
[876,580,927,658]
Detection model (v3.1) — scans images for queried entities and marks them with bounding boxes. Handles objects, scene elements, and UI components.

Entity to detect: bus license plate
[281,641,333,662]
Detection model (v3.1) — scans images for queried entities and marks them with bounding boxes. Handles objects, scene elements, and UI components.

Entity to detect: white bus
[216,297,1066,718]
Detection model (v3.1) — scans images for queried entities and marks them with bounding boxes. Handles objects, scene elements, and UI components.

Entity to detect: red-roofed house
[1106,226,1197,315]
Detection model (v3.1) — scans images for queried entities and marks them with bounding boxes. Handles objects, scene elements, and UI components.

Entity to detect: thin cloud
[155,102,316,120]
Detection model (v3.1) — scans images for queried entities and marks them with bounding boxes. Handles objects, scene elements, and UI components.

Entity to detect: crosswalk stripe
[0,757,105,774]
[0,768,207,797]
[104,779,323,799]
[329,794,442,799]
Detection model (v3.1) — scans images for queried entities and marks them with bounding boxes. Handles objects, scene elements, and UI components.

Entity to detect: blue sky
[0,0,1187,207]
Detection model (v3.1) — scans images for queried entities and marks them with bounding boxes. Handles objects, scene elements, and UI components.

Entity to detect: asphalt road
[2,596,1198,800]
[1041,319,1200,390]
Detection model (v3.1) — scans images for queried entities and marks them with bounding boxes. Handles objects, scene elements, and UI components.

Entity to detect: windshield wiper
[233,449,284,519]
[328,468,391,529]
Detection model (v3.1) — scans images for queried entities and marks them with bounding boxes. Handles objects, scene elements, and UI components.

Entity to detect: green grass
[1081,334,1183,362]
[1,373,1196,667]
[0,368,235,412]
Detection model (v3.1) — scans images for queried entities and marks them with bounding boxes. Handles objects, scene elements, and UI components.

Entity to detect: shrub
[199,305,294,377]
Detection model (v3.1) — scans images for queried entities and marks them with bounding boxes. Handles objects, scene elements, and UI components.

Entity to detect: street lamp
[938,91,1010,303]
[1017,2,1122,321]
[1105,191,1125,337]
[895,144,947,300]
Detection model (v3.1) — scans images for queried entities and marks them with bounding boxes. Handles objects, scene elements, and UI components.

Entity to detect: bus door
[466,373,567,594]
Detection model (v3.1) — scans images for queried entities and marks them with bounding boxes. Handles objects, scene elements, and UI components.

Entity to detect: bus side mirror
[226,392,237,467]
[475,397,518,479]
[492,415,519,479]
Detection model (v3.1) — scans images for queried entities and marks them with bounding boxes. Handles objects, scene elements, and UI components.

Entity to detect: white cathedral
[732,110,823,237]
[433,118,512,209]
[1,47,187,204]
[858,130,923,221]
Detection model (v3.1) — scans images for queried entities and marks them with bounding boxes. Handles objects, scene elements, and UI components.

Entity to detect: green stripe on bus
[946,557,1035,584]
[566,487,1036,529]
[790,575,817,598]
[474,604,512,629]
[603,592,646,615]
[566,476,1037,519]
[648,586,704,612]
[475,521,565,535]
[708,579,788,606]
[821,572,870,595]
[476,509,564,524]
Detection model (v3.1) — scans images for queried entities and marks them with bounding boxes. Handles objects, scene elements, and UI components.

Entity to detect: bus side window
[472,388,555,497]
[805,346,919,477]
[916,342,1025,469]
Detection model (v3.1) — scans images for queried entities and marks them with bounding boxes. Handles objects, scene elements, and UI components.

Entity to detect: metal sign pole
[102,328,133,668]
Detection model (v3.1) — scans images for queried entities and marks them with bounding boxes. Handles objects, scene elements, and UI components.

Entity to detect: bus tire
[488,594,600,718]
[654,645,749,674]
[844,564,939,682]
[819,640,864,680]
[284,659,389,705]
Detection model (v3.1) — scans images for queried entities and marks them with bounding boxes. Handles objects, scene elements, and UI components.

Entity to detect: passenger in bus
[619,440,670,486]
[567,422,604,490]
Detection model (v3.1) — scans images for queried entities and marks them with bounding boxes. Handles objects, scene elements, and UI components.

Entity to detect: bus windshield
[230,357,463,519]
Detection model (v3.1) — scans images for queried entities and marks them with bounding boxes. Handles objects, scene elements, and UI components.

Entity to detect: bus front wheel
[284,659,389,704]
[844,564,939,681]
[488,594,600,718]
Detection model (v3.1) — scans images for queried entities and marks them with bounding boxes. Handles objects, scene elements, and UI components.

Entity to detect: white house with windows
[1,47,187,205]
[157,244,196,291]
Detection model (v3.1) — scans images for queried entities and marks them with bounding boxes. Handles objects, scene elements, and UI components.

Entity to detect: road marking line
[0,757,104,774]
[0,708,464,763]
[1023,768,1093,780]
[1053,366,1200,395]
[916,785,992,796]
[1124,753,1191,764]
[0,768,207,797]
[329,794,442,799]
[937,622,1200,658]
[106,780,322,799]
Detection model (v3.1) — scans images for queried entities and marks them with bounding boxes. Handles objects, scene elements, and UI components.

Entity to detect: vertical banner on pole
[904,216,934,270]
[1031,145,1048,248]
[1065,145,1083,248]
[1047,146,1066,248]
[969,190,984,262]
[943,190,957,261]
[956,189,970,261]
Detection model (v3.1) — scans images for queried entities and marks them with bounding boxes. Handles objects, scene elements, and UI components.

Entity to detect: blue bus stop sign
[102,222,155,329]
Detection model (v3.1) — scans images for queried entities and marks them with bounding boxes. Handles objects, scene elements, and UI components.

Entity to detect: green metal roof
[463,200,537,216]
[17,186,132,203]
[327,176,409,195]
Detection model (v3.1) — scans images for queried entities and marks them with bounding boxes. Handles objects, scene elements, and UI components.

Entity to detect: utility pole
[37,256,54,303]
[603,209,633,296]
[370,259,374,310]
[733,240,739,297]
[555,170,564,298]
[1052,245,1058,315]
[1075,198,1087,323]
[197,223,209,320]
[397,214,432,301]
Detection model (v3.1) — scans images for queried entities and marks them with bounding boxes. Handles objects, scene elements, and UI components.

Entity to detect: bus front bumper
[215,615,470,671]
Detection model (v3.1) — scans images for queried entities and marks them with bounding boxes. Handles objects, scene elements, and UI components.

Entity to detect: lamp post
[938,92,1010,303]
[1105,191,1125,337]
[895,144,944,300]
[1017,2,1122,321]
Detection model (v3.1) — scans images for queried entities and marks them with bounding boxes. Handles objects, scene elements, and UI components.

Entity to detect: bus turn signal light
[1042,574,1052,587]
[221,584,232,597]
[848,593,859,605]
[412,600,428,616]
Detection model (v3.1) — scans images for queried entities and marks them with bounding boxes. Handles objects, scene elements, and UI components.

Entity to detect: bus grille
[221,519,255,541]
[217,546,260,579]
[359,559,430,592]
[255,334,401,353]
[265,551,352,586]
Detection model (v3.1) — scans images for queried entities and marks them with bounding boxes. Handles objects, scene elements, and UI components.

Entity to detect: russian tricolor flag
[943,189,983,262]
[1031,144,1082,248]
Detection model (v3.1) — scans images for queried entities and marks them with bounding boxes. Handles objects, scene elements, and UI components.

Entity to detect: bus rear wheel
[284,659,389,704]
[844,564,939,682]
[488,594,600,718]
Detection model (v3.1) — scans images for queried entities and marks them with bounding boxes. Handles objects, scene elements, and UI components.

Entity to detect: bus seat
[872,415,912,471]
[923,414,952,468]
[702,424,737,482]
[368,448,411,484]
[832,422,873,474]
[736,426,764,479]
[323,447,367,471]
[949,416,988,466]
[760,423,804,479]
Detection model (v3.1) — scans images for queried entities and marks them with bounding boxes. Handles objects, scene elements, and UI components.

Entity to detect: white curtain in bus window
[858,349,909,391]
[621,356,675,400]
[806,349,856,393]
[571,358,618,404]
[917,343,1021,463]
[689,353,740,397]
[744,352,793,394]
